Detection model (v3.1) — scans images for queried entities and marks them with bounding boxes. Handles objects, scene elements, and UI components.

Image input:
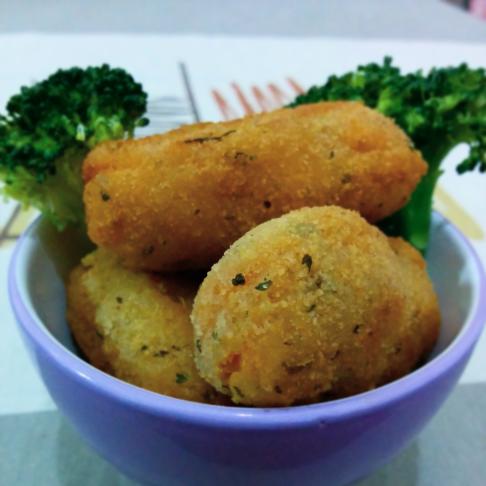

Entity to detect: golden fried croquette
[83,102,426,271]
[191,206,440,407]
[66,248,225,404]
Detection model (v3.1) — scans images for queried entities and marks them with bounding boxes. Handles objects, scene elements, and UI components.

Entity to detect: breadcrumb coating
[191,206,440,406]
[83,102,426,271]
[66,249,226,404]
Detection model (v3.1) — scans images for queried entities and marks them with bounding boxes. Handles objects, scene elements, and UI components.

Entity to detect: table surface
[1,0,485,42]
[1,1,486,485]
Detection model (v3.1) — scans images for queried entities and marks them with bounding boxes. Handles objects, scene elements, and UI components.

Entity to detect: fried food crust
[83,102,426,271]
[191,206,440,406]
[66,249,226,404]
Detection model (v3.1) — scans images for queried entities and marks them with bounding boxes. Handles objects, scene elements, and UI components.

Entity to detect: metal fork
[141,95,193,134]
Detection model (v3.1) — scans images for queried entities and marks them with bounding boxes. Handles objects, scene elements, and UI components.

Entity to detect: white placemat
[1,34,485,415]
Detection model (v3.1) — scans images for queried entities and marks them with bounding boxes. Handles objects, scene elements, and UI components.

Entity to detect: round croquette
[191,206,440,406]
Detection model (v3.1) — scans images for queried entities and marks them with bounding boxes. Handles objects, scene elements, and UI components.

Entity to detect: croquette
[66,248,226,404]
[191,206,440,407]
[83,101,426,271]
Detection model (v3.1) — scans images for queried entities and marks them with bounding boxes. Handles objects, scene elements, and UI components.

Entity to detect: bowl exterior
[8,212,486,486]
[10,298,476,486]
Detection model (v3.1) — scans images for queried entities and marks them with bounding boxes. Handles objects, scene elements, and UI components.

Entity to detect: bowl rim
[8,212,486,429]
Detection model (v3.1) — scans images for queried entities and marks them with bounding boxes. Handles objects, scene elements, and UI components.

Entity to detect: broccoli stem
[379,143,450,253]
[289,59,486,252]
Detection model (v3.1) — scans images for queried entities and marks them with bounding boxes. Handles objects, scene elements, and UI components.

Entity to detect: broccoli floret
[289,57,486,252]
[0,64,149,229]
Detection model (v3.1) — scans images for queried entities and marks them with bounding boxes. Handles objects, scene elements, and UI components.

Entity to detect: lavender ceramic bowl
[8,212,486,486]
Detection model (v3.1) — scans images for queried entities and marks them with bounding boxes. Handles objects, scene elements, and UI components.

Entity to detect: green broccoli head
[0,64,149,229]
[290,57,486,252]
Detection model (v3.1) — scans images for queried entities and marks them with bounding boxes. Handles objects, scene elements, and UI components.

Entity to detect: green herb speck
[341,174,352,184]
[101,191,111,202]
[232,273,246,286]
[255,279,272,291]
[196,339,202,352]
[282,361,313,374]
[306,303,316,313]
[176,373,188,384]
[302,254,312,271]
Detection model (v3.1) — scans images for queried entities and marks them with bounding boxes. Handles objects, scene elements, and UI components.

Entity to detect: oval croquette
[83,101,426,271]
[66,249,226,404]
[191,206,440,406]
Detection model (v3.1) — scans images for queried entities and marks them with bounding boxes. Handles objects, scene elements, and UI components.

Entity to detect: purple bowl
[8,213,486,485]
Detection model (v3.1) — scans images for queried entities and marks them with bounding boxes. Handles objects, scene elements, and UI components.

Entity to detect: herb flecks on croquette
[83,102,426,271]
[231,273,246,286]
[66,248,228,404]
[176,373,188,384]
[255,279,272,291]
[302,254,313,272]
[191,206,440,407]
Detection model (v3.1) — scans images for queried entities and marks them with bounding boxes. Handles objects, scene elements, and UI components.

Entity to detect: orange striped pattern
[212,78,304,120]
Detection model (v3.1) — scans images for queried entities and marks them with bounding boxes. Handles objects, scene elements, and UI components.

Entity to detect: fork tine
[148,109,191,116]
